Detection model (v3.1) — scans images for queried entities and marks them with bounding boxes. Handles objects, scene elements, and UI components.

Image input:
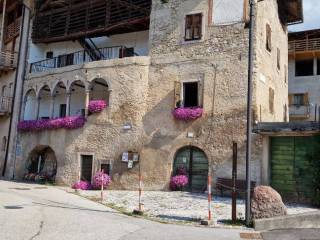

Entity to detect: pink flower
[18,116,86,132]
[92,171,111,189]
[88,100,107,113]
[170,175,189,191]
[72,180,92,190]
[172,107,203,121]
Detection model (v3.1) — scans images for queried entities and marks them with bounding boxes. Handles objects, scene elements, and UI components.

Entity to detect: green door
[270,136,320,203]
[173,147,208,192]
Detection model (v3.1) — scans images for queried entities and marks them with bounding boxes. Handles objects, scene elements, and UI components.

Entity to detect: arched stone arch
[38,85,52,119]
[172,145,209,192]
[25,145,57,182]
[69,80,86,116]
[89,78,110,103]
[23,89,37,120]
[52,81,68,118]
[1,85,7,96]
[68,78,88,93]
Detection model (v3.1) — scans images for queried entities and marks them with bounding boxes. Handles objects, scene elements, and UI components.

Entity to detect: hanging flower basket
[172,107,203,121]
[88,100,107,113]
[18,116,86,132]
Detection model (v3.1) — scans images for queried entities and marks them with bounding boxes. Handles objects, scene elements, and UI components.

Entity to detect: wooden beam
[111,0,149,15]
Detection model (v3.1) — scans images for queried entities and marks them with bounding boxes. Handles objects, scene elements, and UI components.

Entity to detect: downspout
[2,3,30,177]
[0,0,7,51]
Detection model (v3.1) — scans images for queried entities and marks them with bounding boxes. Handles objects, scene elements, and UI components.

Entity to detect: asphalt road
[261,229,320,240]
[0,180,243,240]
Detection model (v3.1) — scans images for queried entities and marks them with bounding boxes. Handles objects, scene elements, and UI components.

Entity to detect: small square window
[185,13,203,41]
[46,51,53,59]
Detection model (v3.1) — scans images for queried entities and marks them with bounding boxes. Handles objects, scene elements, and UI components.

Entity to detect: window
[119,47,134,58]
[81,155,93,182]
[284,65,288,83]
[46,51,53,59]
[266,24,272,52]
[295,59,314,76]
[101,164,110,175]
[289,93,308,106]
[2,136,7,151]
[174,81,203,108]
[269,88,274,113]
[185,13,203,41]
[59,104,66,118]
[277,48,280,70]
[317,58,320,75]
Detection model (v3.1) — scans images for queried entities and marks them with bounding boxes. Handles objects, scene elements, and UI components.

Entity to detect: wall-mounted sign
[133,153,139,162]
[122,152,129,162]
[128,160,133,169]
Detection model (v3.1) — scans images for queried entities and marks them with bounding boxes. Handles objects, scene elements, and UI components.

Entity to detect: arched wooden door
[173,146,208,192]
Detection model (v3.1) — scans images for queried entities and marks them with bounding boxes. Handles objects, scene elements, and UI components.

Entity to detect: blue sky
[289,0,320,32]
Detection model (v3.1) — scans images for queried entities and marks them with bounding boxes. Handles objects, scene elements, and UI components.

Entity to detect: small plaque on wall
[133,153,139,162]
[128,160,134,169]
[122,152,129,162]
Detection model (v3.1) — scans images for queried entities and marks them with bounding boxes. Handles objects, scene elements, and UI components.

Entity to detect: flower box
[88,100,107,113]
[18,116,86,132]
[172,107,203,121]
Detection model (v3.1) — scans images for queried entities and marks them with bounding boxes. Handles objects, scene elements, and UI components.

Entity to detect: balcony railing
[289,38,320,53]
[0,51,18,70]
[0,96,12,115]
[30,46,139,74]
[289,104,311,119]
[5,18,21,42]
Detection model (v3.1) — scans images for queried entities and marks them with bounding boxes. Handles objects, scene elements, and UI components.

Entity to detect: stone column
[66,92,71,116]
[35,97,40,120]
[85,90,90,118]
[49,95,55,119]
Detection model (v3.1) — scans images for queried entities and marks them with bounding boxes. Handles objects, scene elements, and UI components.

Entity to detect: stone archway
[25,146,57,182]
[173,146,208,192]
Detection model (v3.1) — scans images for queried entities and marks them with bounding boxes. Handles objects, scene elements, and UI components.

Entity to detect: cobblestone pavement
[78,190,318,226]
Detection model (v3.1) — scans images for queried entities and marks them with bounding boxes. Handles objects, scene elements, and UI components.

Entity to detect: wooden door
[81,155,93,182]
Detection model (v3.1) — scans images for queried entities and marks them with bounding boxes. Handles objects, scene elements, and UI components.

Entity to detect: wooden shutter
[303,93,309,105]
[185,15,193,40]
[174,81,181,108]
[193,14,202,39]
[198,80,204,107]
[288,94,293,105]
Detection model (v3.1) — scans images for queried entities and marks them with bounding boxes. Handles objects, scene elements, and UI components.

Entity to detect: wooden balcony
[289,38,320,58]
[0,96,12,116]
[5,17,21,43]
[0,51,18,70]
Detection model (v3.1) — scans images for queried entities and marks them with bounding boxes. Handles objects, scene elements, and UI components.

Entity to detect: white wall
[53,92,67,118]
[29,31,149,63]
[288,58,320,120]
[70,87,85,116]
[38,92,51,119]
[24,91,37,120]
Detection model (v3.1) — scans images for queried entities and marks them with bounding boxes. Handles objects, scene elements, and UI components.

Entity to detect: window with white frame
[174,81,203,108]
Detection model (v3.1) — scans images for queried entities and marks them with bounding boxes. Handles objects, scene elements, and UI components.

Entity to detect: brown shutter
[303,93,309,105]
[185,15,192,40]
[174,81,181,108]
[288,94,293,105]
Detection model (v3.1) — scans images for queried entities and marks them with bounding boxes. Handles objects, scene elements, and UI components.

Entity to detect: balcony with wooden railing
[5,17,21,43]
[289,38,320,57]
[0,96,12,116]
[289,104,311,120]
[0,51,17,70]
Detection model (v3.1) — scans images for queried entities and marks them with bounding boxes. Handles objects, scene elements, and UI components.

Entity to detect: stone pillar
[66,92,71,116]
[49,95,55,119]
[85,90,90,118]
[35,97,40,120]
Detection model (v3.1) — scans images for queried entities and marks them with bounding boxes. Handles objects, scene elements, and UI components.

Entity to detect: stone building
[288,29,320,121]
[2,0,303,191]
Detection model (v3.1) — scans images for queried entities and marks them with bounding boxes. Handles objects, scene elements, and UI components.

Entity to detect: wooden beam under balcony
[288,38,320,59]
[0,51,17,71]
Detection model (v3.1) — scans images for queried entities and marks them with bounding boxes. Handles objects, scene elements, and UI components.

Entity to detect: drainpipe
[2,4,31,178]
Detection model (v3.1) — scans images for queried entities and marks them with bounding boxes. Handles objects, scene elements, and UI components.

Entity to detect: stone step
[254,211,320,231]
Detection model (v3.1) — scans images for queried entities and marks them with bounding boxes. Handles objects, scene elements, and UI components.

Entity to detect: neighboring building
[288,29,320,121]
[1,0,302,192]
[0,0,29,176]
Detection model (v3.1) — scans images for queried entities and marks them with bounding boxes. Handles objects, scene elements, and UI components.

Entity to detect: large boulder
[251,186,287,219]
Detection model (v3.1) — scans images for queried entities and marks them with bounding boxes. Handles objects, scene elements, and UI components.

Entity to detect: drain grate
[10,187,31,190]
[4,206,23,209]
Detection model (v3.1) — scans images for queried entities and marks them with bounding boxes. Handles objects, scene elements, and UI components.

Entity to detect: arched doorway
[173,146,208,192]
[23,89,37,120]
[90,78,109,102]
[38,85,51,119]
[25,146,57,182]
